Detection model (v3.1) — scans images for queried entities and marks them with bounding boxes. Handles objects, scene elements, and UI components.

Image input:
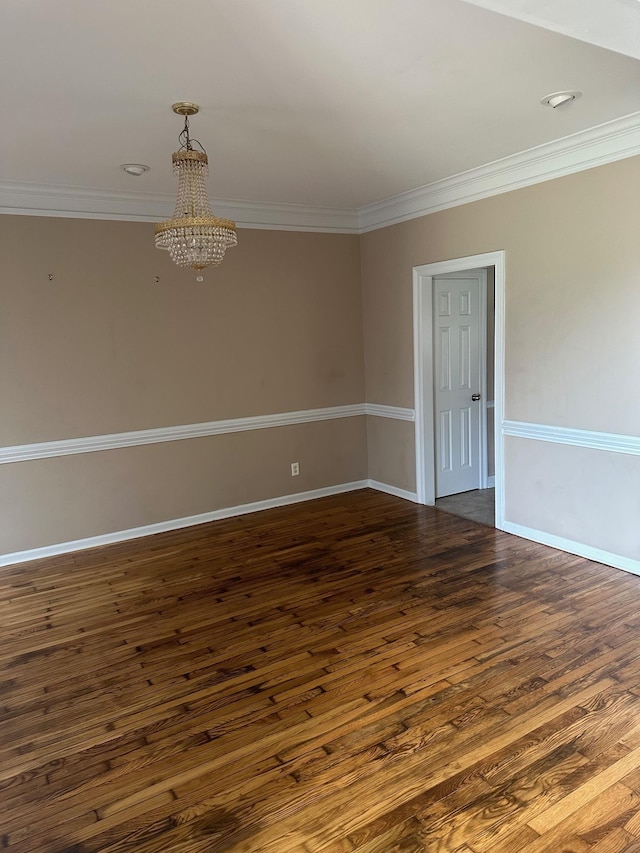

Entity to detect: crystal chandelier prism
[155,103,237,272]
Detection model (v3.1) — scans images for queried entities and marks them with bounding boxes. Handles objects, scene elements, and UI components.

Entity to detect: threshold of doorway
[435,488,495,528]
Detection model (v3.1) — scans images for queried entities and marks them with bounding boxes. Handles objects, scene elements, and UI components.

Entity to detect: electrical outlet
[291,462,300,477]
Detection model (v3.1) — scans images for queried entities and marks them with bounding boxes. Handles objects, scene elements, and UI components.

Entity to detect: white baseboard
[5,482,635,577]
[367,479,419,503]
[0,479,421,568]
[0,481,370,568]
[502,520,640,577]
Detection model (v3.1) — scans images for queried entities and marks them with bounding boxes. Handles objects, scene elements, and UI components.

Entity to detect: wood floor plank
[3,489,640,851]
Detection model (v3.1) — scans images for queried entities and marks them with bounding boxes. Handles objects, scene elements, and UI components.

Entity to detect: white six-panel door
[434,273,483,497]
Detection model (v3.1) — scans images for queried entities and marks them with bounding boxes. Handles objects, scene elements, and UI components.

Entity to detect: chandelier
[155,102,237,273]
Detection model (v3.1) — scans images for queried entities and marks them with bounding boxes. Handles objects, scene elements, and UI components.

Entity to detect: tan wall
[1,218,364,444]
[1,217,366,554]
[366,417,415,493]
[505,437,640,562]
[361,155,640,559]
[4,155,640,562]
[0,419,367,555]
[362,157,640,428]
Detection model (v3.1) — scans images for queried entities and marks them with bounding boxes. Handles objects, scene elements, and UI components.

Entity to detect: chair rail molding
[503,420,640,456]
[0,403,415,465]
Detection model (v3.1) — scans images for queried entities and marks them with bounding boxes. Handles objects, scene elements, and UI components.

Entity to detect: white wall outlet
[291,462,300,476]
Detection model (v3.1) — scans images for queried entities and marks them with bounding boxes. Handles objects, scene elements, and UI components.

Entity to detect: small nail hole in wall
[154,276,160,283]
[48,273,54,281]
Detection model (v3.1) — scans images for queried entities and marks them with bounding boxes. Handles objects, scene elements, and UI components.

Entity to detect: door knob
[471,393,481,401]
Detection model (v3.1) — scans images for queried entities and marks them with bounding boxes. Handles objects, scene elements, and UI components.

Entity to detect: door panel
[460,405,472,468]
[434,275,482,497]
[440,409,452,472]
[459,322,471,389]
[439,328,451,390]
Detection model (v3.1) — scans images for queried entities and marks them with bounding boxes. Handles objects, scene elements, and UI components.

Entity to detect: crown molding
[357,111,640,232]
[0,181,360,233]
[1,111,639,233]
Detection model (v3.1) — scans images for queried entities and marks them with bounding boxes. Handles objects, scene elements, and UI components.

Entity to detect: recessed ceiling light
[540,91,582,109]
[121,163,150,176]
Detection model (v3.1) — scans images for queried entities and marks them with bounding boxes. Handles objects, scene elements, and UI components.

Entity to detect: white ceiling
[1,0,639,214]
[463,0,640,61]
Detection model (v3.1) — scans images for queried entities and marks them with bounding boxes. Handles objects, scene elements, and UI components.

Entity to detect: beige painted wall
[1,218,364,444]
[361,154,640,560]
[505,437,640,562]
[362,156,640,427]
[366,416,416,492]
[1,217,366,554]
[3,155,640,562]
[0,419,367,555]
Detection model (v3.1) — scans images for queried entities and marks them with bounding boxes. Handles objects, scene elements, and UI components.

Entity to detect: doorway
[432,269,487,498]
[412,251,505,530]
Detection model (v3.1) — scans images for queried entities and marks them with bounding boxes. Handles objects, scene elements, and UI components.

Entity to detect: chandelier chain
[177,115,206,155]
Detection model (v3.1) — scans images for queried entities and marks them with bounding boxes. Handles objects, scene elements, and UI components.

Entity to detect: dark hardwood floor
[3,489,640,852]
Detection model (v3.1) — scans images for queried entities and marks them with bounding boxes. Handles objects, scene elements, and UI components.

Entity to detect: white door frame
[413,251,505,529]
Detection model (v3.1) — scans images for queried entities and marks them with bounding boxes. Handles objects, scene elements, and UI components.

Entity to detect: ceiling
[1,0,639,219]
[463,0,640,61]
